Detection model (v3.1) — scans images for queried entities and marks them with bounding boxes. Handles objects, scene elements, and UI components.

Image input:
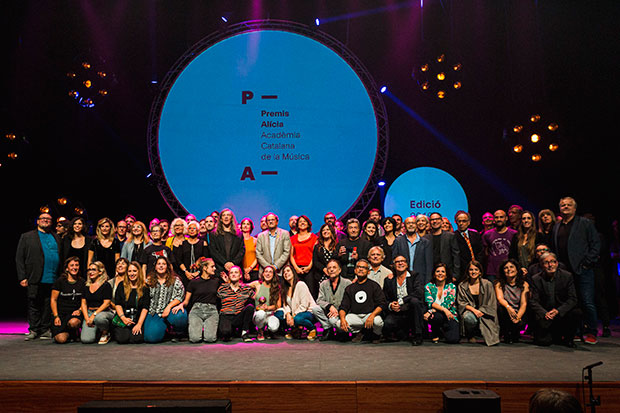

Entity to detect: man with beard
[482,210,517,282]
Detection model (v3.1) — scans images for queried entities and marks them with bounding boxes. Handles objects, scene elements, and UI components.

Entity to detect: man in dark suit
[383,255,425,345]
[391,216,433,283]
[552,197,600,344]
[454,211,483,279]
[530,252,582,347]
[427,212,461,277]
[15,212,61,340]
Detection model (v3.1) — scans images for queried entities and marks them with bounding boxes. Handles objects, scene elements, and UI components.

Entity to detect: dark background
[2,0,619,318]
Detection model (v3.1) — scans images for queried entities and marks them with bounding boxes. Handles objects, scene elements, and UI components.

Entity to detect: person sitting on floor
[50,257,85,344]
[457,260,500,346]
[216,266,256,342]
[339,259,386,343]
[275,265,317,341]
[383,255,425,346]
[529,252,582,348]
[424,263,460,344]
[113,261,150,344]
[249,265,281,341]
[311,259,352,341]
[80,261,114,344]
[495,259,529,344]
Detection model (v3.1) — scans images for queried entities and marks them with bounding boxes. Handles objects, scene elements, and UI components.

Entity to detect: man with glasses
[454,211,483,279]
[427,212,460,277]
[527,244,566,280]
[256,212,291,276]
[339,259,386,343]
[116,220,128,248]
[16,212,61,340]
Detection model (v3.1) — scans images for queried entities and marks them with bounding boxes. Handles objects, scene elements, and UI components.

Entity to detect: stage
[1,321,620,412]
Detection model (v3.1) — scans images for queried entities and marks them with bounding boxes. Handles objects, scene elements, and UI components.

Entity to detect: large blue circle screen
[158,29,379,229]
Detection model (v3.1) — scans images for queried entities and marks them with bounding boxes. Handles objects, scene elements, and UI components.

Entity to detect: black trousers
[218,304,255,340]
[114,325,145,344]
[428,311,460,343]
[534,307,583,346]
[383,298,425,338]
[498,306,527,340]
[27,283,53,335]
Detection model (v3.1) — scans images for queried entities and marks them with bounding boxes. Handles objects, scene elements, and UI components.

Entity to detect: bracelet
[53,315,59,318]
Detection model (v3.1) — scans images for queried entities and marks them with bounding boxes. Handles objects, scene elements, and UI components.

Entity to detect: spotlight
[513,145,523,153]
[67,56,112,108]
[530,134,540,143]
[548,123,559,131]
[57,197,68,206]
[5,133,16,140]
[413,52,463,100]
[221,16,228,23]
[98,89,108,96]
[530,114,541,123]
[508,113,560,161]
[97,71,107,78]
[66,72,76,78]
[378,180,386,187]
[315,18,320,26]
[548,143,559,151]
[74,207,84,215]
[513,125,523,133]
[83,80,92,88]
[82,62,91,70]
[380,86,387,93]
[531,154,542,162]
[146,173,152,178]
[8,152,18,159]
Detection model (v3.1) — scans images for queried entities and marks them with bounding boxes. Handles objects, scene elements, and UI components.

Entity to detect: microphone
[583,361,603,370]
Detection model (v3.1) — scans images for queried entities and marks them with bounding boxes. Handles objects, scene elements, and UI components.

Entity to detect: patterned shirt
[148,277,185,316]
[424,282,458,320]
[217,283,255,315]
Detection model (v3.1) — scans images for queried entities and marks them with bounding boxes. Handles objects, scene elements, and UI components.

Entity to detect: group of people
[15,196,612,348]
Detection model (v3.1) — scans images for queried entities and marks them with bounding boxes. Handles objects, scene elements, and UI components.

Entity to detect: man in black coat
[453,211,483,279]
[15,212,61,340]
[529,252,582,347]
[383,255,426,345]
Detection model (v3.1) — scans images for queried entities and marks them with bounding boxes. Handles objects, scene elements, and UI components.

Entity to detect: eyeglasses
[355,265,369,270]
[87,268,98,272]
[393,259,407,264]
[38,217,52,221]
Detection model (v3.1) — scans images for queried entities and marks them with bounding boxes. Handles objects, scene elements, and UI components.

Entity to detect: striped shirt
[217,283,255,315]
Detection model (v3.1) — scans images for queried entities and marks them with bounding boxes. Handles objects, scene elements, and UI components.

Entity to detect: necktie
[462,231,475,261]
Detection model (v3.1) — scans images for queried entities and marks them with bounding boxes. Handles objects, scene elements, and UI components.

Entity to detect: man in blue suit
[391,216,433,284]
[552,197,601,344]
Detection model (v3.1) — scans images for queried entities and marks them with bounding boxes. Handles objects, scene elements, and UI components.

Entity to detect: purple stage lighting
[221,16,228,23]
[380,86,387,93]
[315,18,320,26]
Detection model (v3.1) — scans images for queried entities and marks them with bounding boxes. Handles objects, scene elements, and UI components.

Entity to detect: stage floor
[1,320,619,382]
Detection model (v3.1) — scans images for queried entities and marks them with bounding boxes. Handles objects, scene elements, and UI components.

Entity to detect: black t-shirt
[336,237,372,279]
[187,277,221,305]
[140,243,174,275]
[53,277,86,315]
[339,279,386,314]
[114,282,151,322]
[82,281,113,308]
[556,219,574,272]
[89,238,121,276]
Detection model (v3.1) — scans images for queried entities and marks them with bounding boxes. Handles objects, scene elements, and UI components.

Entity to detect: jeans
[188,303,219,343]
[575,268,598,335]
[81,309,114,344]
[253,309,280,332]
[275,310,316,331]
[462,311,480,338]
[144,309,188,343]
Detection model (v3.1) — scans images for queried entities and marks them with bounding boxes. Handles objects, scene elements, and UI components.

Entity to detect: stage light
[508,113,560,161]
[513,125,523,133]
[221,16,228,23]
[549,143,559,151]
[413,52,463,100]
[7,152,17,159]
[83,80,92,88]
[98,89,108,96]
[315,18,320,26]
[74,207,84,215]
[548,123,559,131]
[380,86,387,93]
[57,197,68,206]
[5,133,16,140]
[530,114,541,123]
[67,56,112,108]
[378,180,386,187]
[82,62,91,69]
[146,173,152,178]
[97,71,107,78]
[531,154,542,162]
[66,72,76,78]
[40,206,50,214]
[530,134,540,143]
[513,145,523,153]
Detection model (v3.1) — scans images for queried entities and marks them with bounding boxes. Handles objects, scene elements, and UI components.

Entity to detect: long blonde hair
[123,261,146,300]
[86,261,109,286]
[95,217,115,242]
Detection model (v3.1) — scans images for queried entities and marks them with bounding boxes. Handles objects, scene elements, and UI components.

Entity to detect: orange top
[243,236,258,270]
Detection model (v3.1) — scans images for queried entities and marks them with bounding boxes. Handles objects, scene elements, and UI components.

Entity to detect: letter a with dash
[240,167,255,181]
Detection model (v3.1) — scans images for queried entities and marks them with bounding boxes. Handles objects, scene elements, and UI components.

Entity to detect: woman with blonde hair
[113,261,150,344]
[121,220,150,263]
[80,261,114,344]
[88,217,121,276]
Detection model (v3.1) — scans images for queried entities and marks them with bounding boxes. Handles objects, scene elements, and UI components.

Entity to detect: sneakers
[257,330,265,341]
[307,329,317,341]
[24,331,38,341]
[241,331,252,342]
[284,332,293,340]
[584,334,598,345]
[39,330,52,340]
[98,333,111,345]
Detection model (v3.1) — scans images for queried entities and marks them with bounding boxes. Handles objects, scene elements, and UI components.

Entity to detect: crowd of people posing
[16,196,614,348]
